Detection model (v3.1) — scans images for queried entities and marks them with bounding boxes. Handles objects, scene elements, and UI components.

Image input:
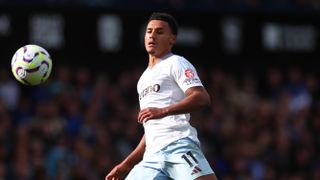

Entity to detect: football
[11,44,52,86]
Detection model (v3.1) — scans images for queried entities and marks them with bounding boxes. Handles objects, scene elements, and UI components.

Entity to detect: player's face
[144,20,176,58]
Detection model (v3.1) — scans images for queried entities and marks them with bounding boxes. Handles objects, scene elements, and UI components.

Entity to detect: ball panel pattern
[11,44,52,86]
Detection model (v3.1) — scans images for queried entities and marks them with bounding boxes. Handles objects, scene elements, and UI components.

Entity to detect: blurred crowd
[1,0,320,11]
[0,63,319,180]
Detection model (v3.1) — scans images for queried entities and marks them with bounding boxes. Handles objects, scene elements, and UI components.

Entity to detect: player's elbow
[201,93,211,108]
[196,91,211,109]
[187,86,211,108]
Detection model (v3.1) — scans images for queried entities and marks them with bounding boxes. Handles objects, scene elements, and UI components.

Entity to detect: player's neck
[148,52,172,68]
[148,56,159,68]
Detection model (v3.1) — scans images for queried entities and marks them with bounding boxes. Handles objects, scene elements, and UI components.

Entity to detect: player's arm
[121,134,146,167]
[166,86,211,114]
[106,135,146,180]
[138,86,210,123]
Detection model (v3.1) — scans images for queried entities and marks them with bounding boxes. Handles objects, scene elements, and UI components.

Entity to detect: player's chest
[137,67,172,91]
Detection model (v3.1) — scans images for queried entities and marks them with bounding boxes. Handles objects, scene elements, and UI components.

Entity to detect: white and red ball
[11,44,52,86]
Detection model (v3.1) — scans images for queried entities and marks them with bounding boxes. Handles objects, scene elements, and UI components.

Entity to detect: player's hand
[105,163,131,180]
[138,107,168,123]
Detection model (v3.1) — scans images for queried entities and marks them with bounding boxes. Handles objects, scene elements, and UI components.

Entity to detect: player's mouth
[148,42,156,47]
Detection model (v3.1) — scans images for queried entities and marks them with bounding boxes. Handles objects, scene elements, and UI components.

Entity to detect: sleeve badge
[185,69,194,78]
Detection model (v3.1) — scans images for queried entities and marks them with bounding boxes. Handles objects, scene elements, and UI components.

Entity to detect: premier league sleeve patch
[185,69,194,78]
[182,68,201,86]
[171,57,203,92]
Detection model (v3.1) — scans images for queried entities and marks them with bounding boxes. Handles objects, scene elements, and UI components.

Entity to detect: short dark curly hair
[148,12,178,35]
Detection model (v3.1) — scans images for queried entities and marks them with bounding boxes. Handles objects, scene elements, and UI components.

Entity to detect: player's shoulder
[167,54,190,65]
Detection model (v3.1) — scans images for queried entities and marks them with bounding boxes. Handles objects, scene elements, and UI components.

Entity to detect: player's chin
[146,48,155,54]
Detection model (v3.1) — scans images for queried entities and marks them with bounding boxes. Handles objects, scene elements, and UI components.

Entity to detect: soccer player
[106,12,217,180]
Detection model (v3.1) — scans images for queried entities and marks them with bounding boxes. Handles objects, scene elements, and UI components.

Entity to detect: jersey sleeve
[171,57,203,92]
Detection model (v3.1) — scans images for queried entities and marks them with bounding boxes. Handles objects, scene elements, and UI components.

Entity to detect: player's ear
[170,35,177,45]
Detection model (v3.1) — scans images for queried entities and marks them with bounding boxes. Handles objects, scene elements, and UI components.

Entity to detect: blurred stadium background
[0,0,320,179]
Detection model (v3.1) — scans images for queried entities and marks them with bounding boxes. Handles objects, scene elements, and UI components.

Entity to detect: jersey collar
[160,52,173,61]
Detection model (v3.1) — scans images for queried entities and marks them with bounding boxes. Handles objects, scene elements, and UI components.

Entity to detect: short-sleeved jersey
[137,53,204,157]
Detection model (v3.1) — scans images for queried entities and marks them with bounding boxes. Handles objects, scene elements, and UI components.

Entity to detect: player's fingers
[106,174,118,180]
[106,170,119,180]
[105,174,113,180]
[138,112,143,121]
[138,115,148,123]
[138,110,148,122]
[137,113,143,123]
[138,110,145,120]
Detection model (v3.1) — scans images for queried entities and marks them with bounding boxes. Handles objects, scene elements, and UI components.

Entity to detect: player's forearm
[163,86,211,116]
[122,135,146,167]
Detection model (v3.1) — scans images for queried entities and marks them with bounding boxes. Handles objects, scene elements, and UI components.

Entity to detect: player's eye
[156,29,164,34]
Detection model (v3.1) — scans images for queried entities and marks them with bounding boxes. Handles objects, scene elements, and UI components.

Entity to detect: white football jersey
[137,53,204,157]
